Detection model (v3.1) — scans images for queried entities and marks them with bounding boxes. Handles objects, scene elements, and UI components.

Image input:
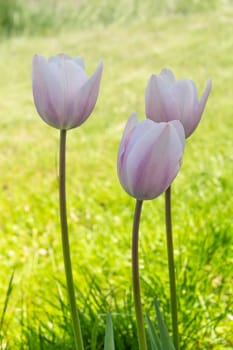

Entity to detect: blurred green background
[0,0,232,349]
[0,0,229,36]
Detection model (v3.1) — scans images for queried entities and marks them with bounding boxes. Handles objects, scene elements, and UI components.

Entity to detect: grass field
[0,1,233,349]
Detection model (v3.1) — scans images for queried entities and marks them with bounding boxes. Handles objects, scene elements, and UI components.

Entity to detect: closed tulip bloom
[32,53,103,129]
[117,113,185,200]
[145,68,212,138]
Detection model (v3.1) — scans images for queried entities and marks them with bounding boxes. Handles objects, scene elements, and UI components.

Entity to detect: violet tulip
[32,53,103,129]
[117,113,185,200]
[32,52,103,350]
[145,68,212,138]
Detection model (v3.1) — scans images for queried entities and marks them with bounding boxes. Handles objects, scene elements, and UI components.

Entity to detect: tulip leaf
[90,317,99,350]
[104,313,115,350]
[154,300,176,350]
[146,315,161,350]
[0,271,14,330]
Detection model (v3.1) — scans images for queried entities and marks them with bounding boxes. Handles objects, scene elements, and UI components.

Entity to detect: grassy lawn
[0,2,233,349]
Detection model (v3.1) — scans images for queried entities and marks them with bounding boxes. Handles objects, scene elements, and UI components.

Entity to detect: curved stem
[59,129,84,350]
[165,186,179,350]
[132,200,148,350]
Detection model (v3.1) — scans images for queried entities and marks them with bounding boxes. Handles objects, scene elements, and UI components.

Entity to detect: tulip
[117,113,185,200]
[145,68,212,138]
[32,53,103,129]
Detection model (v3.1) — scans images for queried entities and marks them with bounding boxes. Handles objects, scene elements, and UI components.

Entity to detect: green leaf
[154,300,176,350]
[146,315,161,350]
[90,317,99,350]
[0,271,14,330]
[104,313,115,350]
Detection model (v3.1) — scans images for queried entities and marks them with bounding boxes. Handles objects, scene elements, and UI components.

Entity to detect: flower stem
[59,129,84,350]
[132,200,148,350]
[165,186,179,350]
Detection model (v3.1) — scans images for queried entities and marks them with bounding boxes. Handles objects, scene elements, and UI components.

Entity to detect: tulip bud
[117,113,185,200]
[32,53,103,130]
[145,68,212,138]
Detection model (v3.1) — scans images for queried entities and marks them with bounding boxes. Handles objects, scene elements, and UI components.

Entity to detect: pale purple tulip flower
[145,68,212,138]
[117,113,185,200]
[32,53,103,129]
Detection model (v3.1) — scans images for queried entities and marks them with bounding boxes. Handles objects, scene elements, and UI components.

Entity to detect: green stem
[165,186,179,350]
[132,200,148,350]
[59,129,84,350]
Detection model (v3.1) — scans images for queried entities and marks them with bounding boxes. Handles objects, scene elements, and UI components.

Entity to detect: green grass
[0,0,228,37]
[0,2,233,349]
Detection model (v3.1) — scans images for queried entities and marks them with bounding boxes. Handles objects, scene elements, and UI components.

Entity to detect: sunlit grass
[0,4,232,349]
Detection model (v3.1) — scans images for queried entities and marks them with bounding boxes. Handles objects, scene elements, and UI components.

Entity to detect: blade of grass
[104,313,115,350]
[154,300,176,350]
[146,315,161,350]
[90,317,99,350]
[0,271,14,330]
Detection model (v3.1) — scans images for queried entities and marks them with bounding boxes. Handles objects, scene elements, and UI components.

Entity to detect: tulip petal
[169,120,185,149]
[118,112,138,160]
[130,122,184,199]
[195,78,212,127]
[117,113,139,193]
[149,122,184,197]
[198,79,212,114]
[48,53,71,64]
[145,74,180,123]
[73,61,103,127]
[118,118,185,200]
[124,119,163,197]
[145,68,211,138]
[32,54,59,127]
[73,57,85,69]
[160,68,176,83]
[171,78,199,137]
[128,122,166,198]
[32,53,103,129]
[50,57,88,128]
